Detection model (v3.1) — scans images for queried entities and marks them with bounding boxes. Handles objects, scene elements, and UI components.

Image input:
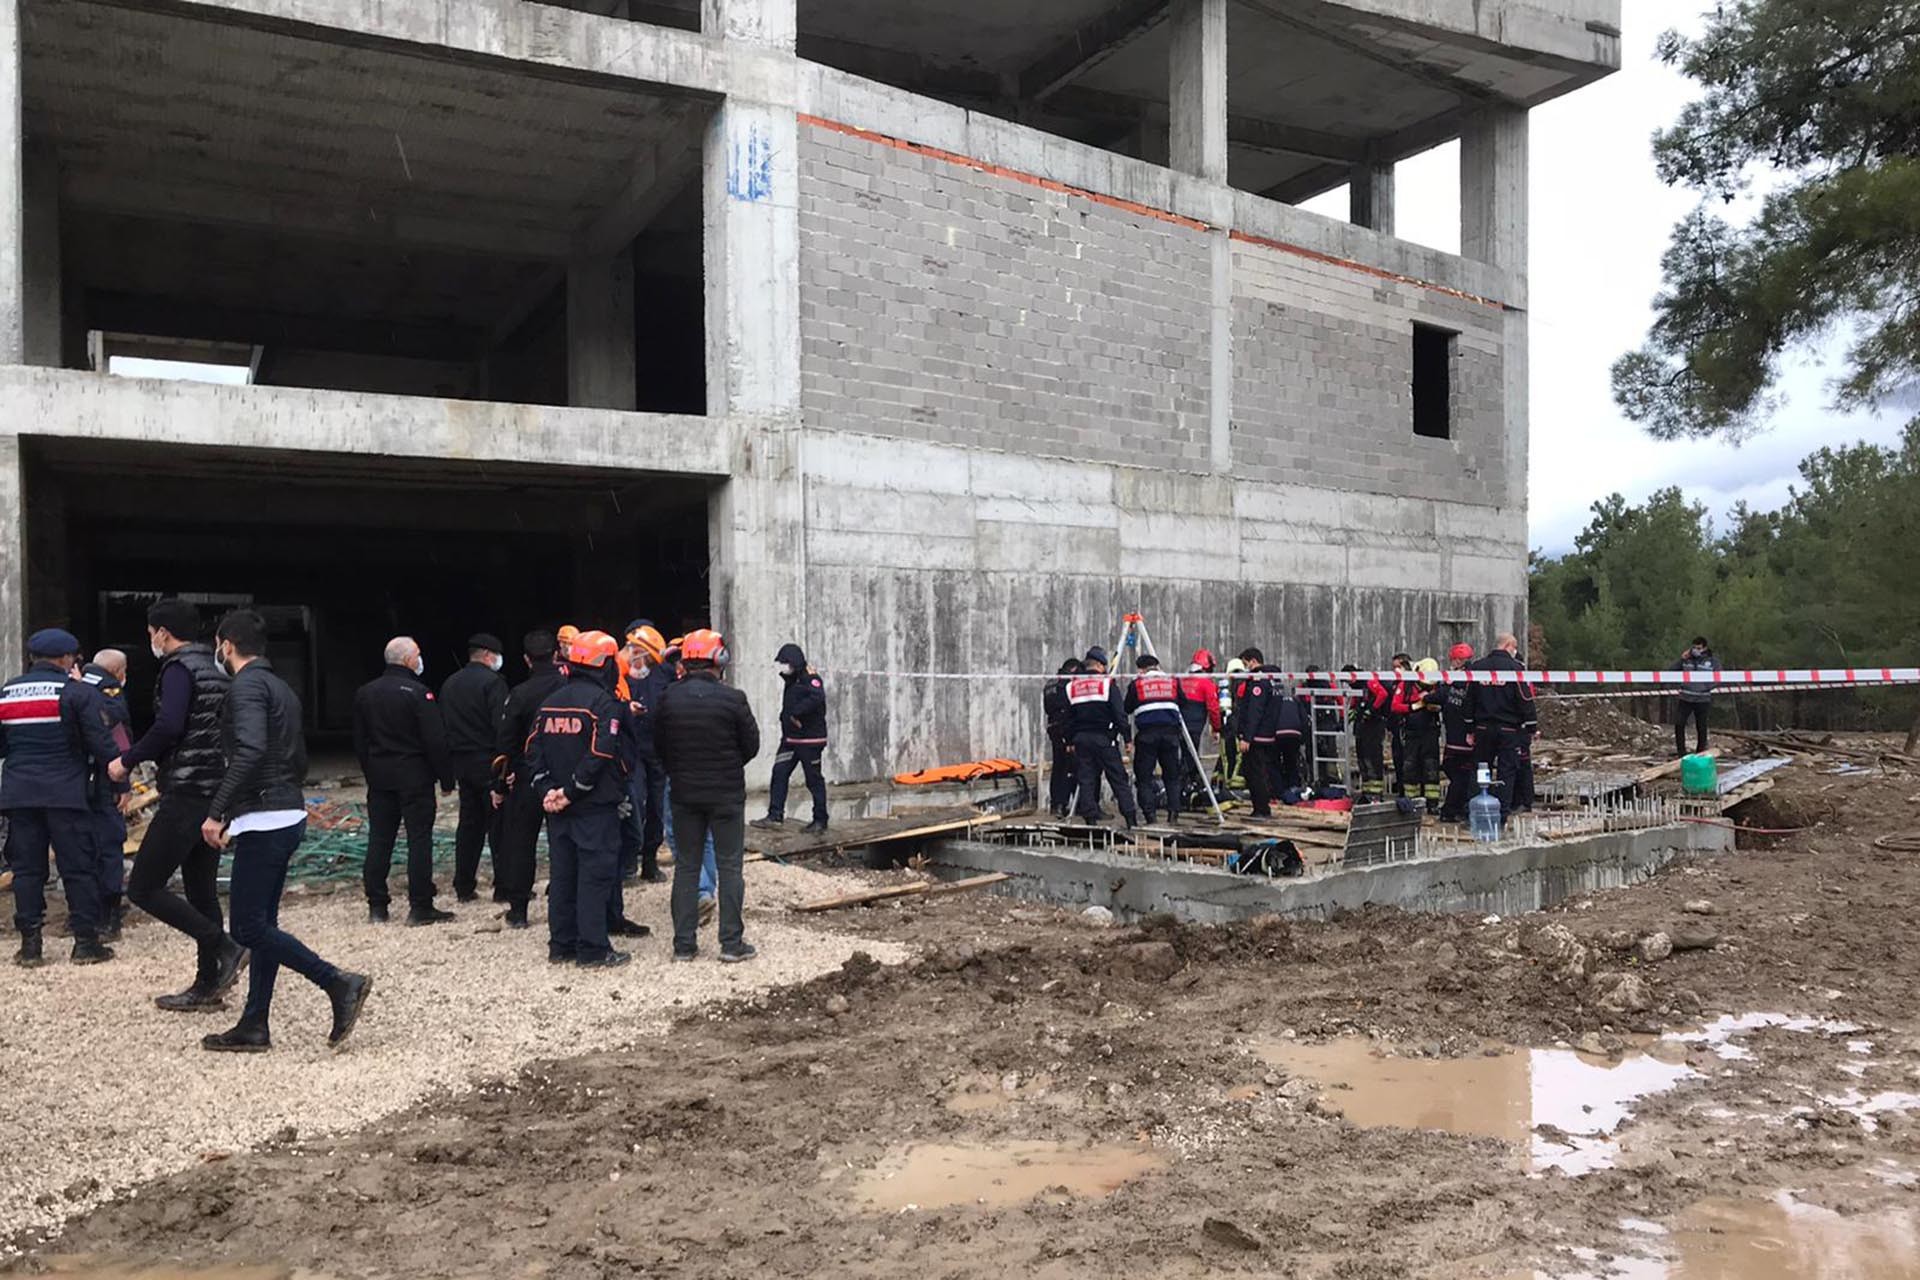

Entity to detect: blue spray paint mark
[727,124,775,203]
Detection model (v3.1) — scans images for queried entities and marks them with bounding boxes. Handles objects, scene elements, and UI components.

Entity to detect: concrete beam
[566,250,638,410]
[21,144,61,367]
[1238,0,1505,103]
[0,366,734,476]
[1019,0,1172,103]
[86,291,483,362]
[0,0,21,367]
[794,32,1002,104]
[1349,157,1393,234]
[702,0,793,49]
[577,114,705,259]
[1168,0,1227,184]
[1315,0,1623,87]
[1055,87,1365,163]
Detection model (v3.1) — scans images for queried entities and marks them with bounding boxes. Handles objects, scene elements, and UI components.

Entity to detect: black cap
[468,633,504,655]
[1135,653,1161,669]
[1084,646,1109,667]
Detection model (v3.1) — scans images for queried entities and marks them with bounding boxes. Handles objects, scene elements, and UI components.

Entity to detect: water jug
[1680,753,1717,797]
[1468,765,1502,842]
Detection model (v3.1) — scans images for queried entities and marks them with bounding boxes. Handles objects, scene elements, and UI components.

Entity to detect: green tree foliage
[1612,2,1920,440]
[1531,426,1920,667]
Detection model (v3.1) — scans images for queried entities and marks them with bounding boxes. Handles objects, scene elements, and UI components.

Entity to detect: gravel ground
[0,860,906,1246]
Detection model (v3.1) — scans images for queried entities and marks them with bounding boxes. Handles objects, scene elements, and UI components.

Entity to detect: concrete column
[1168,0,1228,184]
[22,145,62,368]
[1349,158,1394,236]
[0,0,24,367]
[1460,106,1529,274]
[566,249,637,410]
[0,434,20,666]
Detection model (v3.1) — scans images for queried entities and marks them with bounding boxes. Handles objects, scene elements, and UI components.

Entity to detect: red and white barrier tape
[822,667,1920,687]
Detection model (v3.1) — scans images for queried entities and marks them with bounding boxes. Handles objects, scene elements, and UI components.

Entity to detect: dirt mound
[1537,696,1667,752]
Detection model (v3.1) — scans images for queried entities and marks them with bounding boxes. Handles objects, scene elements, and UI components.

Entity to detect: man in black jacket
[1065,647,1138,829]
[752,642,829,835]
[200,610,371,1054]
[1436,644,1479,822]
[78,650,134,941]
[491,630,565,928]
[439,634,508,904]
[111,598,245,1008]
[353,636,455,925]
[1473,634,1537,816]
[1043,658,1082,818]
[657,630,760,963]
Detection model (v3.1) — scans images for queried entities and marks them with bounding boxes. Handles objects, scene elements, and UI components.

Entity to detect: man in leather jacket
[199,609,371,1054]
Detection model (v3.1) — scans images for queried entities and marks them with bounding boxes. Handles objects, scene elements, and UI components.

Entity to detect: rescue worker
[439,633,508,904]
[79,649,134,941]
[1387,653,1413,795]
[1178,650,1223,810]
[754,643,830,835]
[1124,653,1188,825]
[622,622,671,883]
[1043,658,1082,818]
[656,634,720,927]
[1672,636,1720,757]
[1271,676,1310,801]
[1066,647,1138,829]
[1231,649,1278,817]
[1436,644,1478,822]
[1216,657,1246,791]
[352,636,456,924]
[1,629,123,966]
[491,630,566,928]
[1474,633,1537,816]
[1346,663,1393,801]
[528,630,635,968]
[199,609,372,1053]
[112,599,244,1009]
[657,630,761,963]
[1395,658,1444,811]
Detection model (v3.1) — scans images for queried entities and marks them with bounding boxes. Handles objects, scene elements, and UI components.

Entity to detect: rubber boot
[13,928,45,968]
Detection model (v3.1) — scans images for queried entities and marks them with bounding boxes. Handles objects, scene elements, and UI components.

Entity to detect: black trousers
[1048,737,1076,814]
[1133,728,1184,821]
[633,753,666,874]
[1402,726,1441,801]
[94,803,127,910]
[1274,738,1303,794]
[1440,748,1476,820]
[493,782,542,906]
[1389,720,1408,795]
[1674,701,1710,756]
[547,804,620,962]
[1073,733,1136,822]
[451,755,499,899]
[1243,740,1278,816]
[767,741,828,823]
[6,806,103,940]
[364,785,438,910]
[1356,719,1389,796]
[1494,727,1533,815]
[670,800,747,956]
[127,790,226,977]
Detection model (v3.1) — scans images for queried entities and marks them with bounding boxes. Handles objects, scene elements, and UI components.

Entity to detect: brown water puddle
[45,1262,317,1280]
[853,1140,1163,1211]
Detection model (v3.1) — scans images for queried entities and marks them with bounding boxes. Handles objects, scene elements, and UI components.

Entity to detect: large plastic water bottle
[1468,763,1502,843]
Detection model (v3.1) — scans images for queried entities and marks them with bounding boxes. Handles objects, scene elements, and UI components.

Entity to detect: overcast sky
[1303,0,1908,555]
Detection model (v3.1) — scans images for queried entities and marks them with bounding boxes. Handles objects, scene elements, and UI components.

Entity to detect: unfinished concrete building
[0,0,1619,774]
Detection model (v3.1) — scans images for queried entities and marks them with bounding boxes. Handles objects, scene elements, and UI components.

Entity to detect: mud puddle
[45,1261,320,1280]
[851,1141,1164,1212]
[1520,1194,1920,1278]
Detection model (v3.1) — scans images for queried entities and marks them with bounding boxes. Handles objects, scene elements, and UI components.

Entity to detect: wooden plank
[1717,778,1775,814]
[760,814,1007,860]
[794,872,1011,913]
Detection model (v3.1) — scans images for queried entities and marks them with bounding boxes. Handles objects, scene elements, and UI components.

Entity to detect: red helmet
[568,630,619,669]
[1449,643,1476,662]
[680,629,727,664]
[1190,648,1215,672]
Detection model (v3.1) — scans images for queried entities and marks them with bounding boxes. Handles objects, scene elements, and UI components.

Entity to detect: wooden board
[762,813,1008,860]
[1717,778,1775,813]
[794,872,1012,913]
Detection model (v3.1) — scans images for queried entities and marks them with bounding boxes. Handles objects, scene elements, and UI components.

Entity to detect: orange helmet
[556,624,581,648]
[679,629,727,664]
[626,624,666,662]
[568,630,618,669]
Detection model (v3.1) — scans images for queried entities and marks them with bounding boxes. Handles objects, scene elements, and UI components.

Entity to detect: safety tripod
[1107,612,1227,824]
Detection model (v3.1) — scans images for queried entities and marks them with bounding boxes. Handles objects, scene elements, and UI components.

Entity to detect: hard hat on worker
[680,629,727,664]
[556,624,581,648]
[1190,648,1215,673]
[1449,643,1475,662]
[626,623,666,662]
[567,630,619,669]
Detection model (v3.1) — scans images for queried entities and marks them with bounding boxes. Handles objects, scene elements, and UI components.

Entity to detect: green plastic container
[1680,753,1718,797]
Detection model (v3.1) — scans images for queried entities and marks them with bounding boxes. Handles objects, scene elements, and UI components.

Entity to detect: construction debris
[794,872,1012,912]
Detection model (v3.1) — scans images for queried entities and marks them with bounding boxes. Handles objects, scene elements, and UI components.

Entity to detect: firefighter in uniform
[529,630,635,968]
[1,629,124,966]
[491,630,567,928]
[1232,649,1279,818]
[1347,664,1394,801]
[1124,654,1188,825]
[1066,647,1138,829]
[1437,644,1478,822]
[1395,658,1444,811]
[79,651,135,940]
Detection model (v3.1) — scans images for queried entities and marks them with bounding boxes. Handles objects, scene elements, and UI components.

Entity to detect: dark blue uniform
[527,668,631,964]
[1,661,124,945]
[78,664,134,924]
[766,644,828,828]
[1065,672,1138,826]
[623,661,672,880]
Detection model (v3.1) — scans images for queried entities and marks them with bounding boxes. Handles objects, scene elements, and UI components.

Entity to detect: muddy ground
[18,738,1920,1279]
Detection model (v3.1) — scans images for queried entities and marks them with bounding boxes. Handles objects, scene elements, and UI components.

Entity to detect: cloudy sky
[1303,0,1908,555]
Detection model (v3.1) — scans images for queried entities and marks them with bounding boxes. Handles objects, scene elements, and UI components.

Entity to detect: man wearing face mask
[751,644,829,836]
[352,636,456,925]
[439,634,509,905]
[111,599,244,1008]
[528,630,636,967]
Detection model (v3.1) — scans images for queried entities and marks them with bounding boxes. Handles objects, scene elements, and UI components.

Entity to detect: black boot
[209,937,248,995]
[503,902,530,929]
[801,818,829,836]
[639,853,666,884]
[71,938,116,965]
[368,903,390,924]
[327,972,373,1048]
[608,917,652,939]
[155,983,225,1013]
[100,905,126,943]
[456,889,480,904]
[577,950,633,969]
[13,928,44,968]
[202,1020,272,1053]
[406,905,454,927]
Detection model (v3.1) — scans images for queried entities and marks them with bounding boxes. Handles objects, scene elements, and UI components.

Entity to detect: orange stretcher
[893,759,1027,786]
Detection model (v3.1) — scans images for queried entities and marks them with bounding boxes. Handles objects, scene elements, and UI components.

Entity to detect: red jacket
[1177,674,1222,735]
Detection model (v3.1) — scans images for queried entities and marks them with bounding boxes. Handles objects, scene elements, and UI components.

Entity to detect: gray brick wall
[1231,246,1509,506]
[798,123,1213,469]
